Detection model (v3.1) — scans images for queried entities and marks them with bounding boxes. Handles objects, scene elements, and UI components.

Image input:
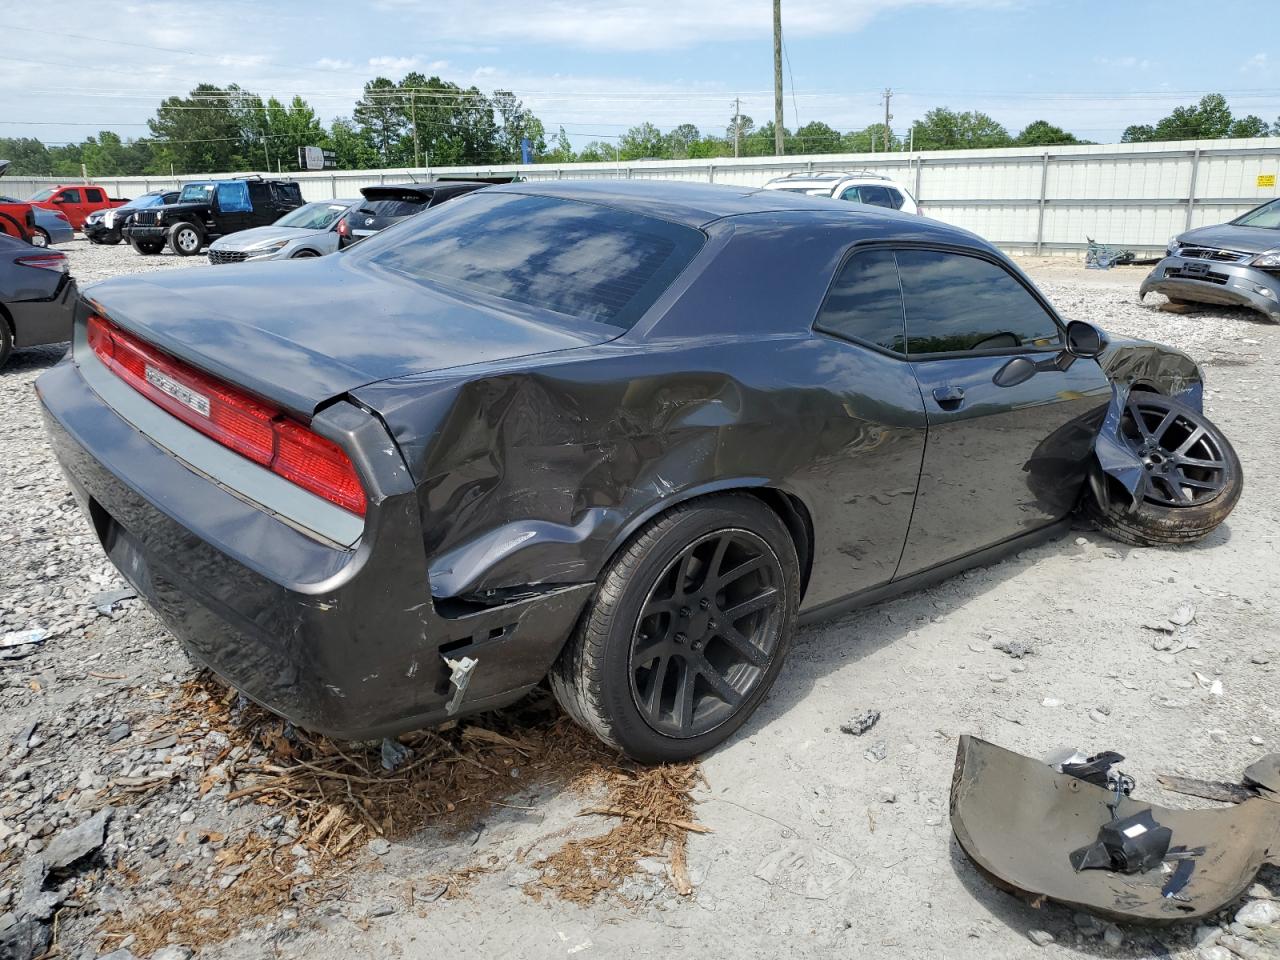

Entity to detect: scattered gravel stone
[876,788,896,804]
[839,710,880,736]
[993,639,1032,658]
[1027,929,1054,947]
[105,722,131,745]
[863,742,887,763]
[368,902,396,918]
[1073,912,1105,936]
[151,947,195,960]
[1102,922,1124,948]
[43,809,111,870]
[1235,898,1280,928]
[367,838,392,857]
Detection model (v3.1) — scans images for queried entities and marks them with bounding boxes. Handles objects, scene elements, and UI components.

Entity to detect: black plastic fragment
[1162,859,1196,899]
[1070,809,1172,874]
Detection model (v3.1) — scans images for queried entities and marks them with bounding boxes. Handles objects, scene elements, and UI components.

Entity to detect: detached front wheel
[1085,393,1242,546]
[551,494,799,763]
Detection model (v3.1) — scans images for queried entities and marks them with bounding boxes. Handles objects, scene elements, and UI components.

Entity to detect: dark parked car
[336,180,489,245]
[123,177,304,256]
[84,190,180,245]
[36,181,1241,762]
[0,234,76,369]
[1142,198,1280,323]
[0,198,73,247]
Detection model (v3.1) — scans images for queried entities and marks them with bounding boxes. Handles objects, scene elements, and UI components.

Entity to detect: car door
[215,181,254,235]
[808,248,928,597]
[892,247,1111,577]
[55,188,84,228]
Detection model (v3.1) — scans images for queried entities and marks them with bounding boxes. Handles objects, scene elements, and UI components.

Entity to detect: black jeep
[123,178,304,257]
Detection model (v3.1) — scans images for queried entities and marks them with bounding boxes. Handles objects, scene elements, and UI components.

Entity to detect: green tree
[576,141,615,162]
[664,123,701,159]
[793,121,842,153]
[1228,115,1269,138]
[354,77,407,163]
[263,96,327,171]
[542,126,576,163]
[148,83,257,174]
[397,74,500,166]
[328,118,380,169]
[491,89,546,162]
[0,137,53,176]
[1124,94,1237,142]
[841,123,898,153]
[1014,120,1081,146]
[619,122,666,159]
[912,108,1011,150]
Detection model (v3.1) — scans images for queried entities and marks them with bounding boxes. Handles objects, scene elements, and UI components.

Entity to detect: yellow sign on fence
[1259,174,1277,188]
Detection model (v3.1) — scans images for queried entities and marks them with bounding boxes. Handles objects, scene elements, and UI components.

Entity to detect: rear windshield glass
[1234,198,1280,229]
[275,201,351,229]
[358,198,425,218]
[355,192,705,329]
[123,193,165,210]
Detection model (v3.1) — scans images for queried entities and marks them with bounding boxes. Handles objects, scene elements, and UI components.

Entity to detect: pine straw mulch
[101,673,706,953]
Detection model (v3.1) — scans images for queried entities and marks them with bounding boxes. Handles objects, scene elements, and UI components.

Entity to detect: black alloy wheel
[629,528,785,739]
[1121,393,1228,507]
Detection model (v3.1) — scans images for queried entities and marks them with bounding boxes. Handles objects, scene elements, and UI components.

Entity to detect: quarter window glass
[885,189,905,209]
[839,186,862,202]
[896,249,1062,356]
[814,249,906,353]
[86,188,104,202]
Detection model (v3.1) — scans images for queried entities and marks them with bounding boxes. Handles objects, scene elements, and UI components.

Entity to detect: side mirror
[1065,320,1107,359]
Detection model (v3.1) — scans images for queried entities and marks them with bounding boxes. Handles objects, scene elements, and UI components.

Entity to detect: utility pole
[411,90,420,168]
[772,0,784,155]
[733,97,741,158]
[882,88,894,151]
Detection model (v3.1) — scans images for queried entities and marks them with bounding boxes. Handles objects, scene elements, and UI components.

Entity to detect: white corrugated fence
[6,137,1278,255]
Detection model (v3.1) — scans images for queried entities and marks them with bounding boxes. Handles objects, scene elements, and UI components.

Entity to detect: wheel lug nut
[679,607,691,618]
[699,598,710,610]
[674,632,687,645]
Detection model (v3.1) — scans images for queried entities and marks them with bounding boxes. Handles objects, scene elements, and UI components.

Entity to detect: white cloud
[316,58,356,71]
[1093,56,1152,71]
[1240,53,1268,73]
[371,0,1019,51]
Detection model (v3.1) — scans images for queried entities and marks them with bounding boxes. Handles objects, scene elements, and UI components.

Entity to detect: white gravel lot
[1,239,1278,960]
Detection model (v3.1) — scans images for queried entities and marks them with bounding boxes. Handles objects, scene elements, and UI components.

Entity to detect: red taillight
[87,315,366,516]
[16,253,68,273]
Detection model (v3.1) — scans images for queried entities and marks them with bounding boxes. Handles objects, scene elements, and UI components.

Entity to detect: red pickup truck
[28,184,130,230]
[0,200,35,243]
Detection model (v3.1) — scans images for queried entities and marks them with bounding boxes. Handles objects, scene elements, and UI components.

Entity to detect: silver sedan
[207,199,359,264]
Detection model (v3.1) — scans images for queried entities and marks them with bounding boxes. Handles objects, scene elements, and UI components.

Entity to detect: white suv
[762,171,921,215]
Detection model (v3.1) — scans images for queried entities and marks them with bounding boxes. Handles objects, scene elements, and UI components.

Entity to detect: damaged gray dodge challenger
[36,181,1243,762]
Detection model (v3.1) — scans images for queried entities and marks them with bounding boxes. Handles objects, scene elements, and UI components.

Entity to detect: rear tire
[0,320,12,369]
[291,249,320,258]
[550,494,799,763]
[1084,394,1242,546]
[131,239,164,256]
[168,222,203,256]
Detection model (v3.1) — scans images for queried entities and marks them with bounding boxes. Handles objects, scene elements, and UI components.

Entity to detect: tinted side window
[896,249,1062,356]
[86,188,105,202]
[814,249,906,354]
[217,181,252,212]
[885,188,905,209]
[59,189,81,203]
[838,186,862,202]
[859,185,895,208]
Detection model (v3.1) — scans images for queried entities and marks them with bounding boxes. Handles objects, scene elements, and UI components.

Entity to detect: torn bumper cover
[950,736,1280,924]
[1140,255,1280,323]
[37,354,593,741]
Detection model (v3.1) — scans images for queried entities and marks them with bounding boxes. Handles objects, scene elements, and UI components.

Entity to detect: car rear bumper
[36,345,592,740]
[1141,256,1280,322]
[9,276,77,348]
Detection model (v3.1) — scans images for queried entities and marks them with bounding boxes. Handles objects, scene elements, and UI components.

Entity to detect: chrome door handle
[932,385,965,409]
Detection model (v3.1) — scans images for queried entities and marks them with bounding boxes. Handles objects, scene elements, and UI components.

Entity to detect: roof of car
[489,179,937,233]
[360,181,489,200]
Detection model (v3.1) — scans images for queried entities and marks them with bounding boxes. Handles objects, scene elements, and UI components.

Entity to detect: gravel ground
[1,240,1278,960]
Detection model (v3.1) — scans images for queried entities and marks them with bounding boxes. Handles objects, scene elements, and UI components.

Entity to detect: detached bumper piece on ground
[950,736,1280,924]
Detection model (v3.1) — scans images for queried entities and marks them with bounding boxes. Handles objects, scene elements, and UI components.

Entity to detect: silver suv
[762,171,921,215]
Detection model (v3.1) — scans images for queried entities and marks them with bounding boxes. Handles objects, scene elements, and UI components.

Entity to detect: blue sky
[2,0,1275,150]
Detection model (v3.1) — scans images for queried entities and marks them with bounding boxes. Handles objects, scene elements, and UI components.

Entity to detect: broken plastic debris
[380,737,411,772]
[1169,604,1196,627]
[443,655,478,715]
[839,710,880,736]
[950,736,1280,923]
[0,628,46,649]
[1069,809,1172,874]
[864,741,887,763]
